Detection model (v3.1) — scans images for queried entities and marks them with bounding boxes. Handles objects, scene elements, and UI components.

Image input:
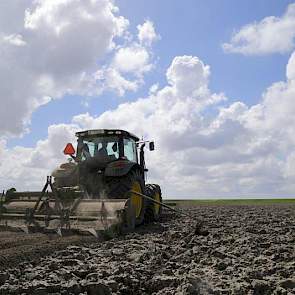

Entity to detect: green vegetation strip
[164,198,295,206]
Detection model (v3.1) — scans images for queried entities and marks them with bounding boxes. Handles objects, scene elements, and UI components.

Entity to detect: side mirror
[63,143,76,156]
[149,141,155,151]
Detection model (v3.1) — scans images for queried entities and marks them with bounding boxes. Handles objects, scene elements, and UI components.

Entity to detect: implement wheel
[107,170,147,226]
[145,184,162,222]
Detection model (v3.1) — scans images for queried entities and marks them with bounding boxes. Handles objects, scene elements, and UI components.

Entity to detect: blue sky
[2,0,295,197]
[8,0,293,148]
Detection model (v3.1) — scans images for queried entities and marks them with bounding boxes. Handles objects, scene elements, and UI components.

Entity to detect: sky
[1,0,295,198]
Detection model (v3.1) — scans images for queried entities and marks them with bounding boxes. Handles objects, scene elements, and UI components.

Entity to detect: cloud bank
[1,1,295,198]
[223,3,295,55]
[1,52,295,198]
[0,0,158,137]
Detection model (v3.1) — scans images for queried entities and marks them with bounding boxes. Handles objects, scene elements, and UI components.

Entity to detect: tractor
[0,129,162,235]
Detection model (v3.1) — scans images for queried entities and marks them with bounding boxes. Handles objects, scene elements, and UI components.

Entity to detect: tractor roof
[75,129,140,141]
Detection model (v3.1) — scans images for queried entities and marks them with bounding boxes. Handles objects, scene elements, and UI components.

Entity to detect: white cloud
[1,55,226,193]
[287,50,295,80]
[73,56,225,141]
[112,45,152,75]
[85,23,158,97]
[137,20,159,46]
[95,68,139,97]
[67,51,295,197]
[2,42,295,197]
[0,0,128,137]
[223,3,295,55]
[149,83,159,94]
[166,56,211,98]
[2,34,27,46]
[0,124,78,190]
[0,1,159,138]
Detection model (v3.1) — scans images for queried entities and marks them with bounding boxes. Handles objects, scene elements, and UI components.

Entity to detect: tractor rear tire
[106,170,147,226]
[144,184,162,222]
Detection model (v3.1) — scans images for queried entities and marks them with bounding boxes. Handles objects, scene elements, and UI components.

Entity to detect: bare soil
[0,231,95,270]
[0,204,294,294]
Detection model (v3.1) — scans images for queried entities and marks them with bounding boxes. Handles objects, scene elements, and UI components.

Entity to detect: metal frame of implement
[0,177,128,237]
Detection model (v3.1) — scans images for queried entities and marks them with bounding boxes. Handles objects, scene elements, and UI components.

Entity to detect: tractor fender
[105,160,141,177]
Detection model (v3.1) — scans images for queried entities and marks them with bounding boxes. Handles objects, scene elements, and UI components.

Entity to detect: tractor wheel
[106,170,147,226]
[144,184,162,222]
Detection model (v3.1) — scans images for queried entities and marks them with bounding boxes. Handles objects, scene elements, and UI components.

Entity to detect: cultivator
[0,176,135,237]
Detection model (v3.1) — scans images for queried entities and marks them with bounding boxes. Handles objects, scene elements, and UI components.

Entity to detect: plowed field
[0,204,294,294]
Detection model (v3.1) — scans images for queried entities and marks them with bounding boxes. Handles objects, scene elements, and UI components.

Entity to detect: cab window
[81,136,119,161]
[123,138,137,162]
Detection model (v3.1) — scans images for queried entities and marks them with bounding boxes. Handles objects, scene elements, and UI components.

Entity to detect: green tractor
[0,129,162,235]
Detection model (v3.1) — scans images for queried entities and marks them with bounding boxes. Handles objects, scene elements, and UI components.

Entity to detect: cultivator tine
[56,227,73,237]
[56,228,63,237]
[20,226,30,234]
[0,190,5,222]
[0,190,4,208]
[33,176,51,212]
[87,228,99,238]
[100,201,109,229]
[69,196,83,213]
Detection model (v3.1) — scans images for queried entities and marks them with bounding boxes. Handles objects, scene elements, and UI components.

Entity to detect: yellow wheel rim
[130,181,143,218]
[154,192,161,215]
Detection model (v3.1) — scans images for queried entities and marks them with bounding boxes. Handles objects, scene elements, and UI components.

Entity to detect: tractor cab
[75,129,139,164]
[64,129,154,174]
